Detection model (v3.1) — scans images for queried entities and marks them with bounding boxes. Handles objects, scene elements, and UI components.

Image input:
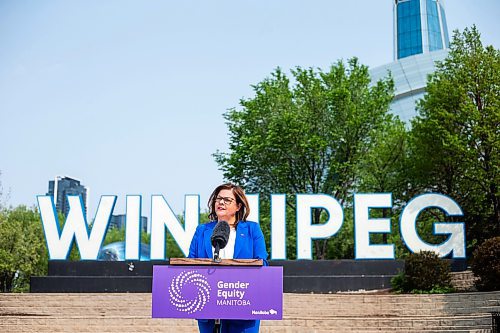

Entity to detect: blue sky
[1,0,499,218]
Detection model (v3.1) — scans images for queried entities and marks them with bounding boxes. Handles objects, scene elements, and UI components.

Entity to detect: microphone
[211,221,230,262]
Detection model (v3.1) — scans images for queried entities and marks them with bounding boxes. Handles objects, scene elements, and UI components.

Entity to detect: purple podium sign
[152,265,283,320]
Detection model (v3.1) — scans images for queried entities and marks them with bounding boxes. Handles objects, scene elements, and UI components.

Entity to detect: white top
[212,226,236,259]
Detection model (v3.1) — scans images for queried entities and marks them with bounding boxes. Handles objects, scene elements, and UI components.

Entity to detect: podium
[152,258,283,320]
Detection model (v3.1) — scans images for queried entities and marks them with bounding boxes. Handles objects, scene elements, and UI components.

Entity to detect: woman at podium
[188,183,268,333]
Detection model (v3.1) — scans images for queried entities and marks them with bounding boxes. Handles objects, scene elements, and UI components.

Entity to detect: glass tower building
[109,214,148,233]
[47,176,88,217]
[395,0,449,59]
[370,0,450,122]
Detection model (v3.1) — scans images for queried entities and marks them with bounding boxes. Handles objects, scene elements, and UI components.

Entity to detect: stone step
[3,292,498,302]
[0,325,492,333]
[1,292,498,333]
[1,304,498,318]
[0,314,492,328]
[2,294,497,314]
[0,325,492,332]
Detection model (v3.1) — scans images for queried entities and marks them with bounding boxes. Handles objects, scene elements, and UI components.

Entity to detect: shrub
[471,237,500,291]
[391,251,452,293]
[390,271,406,293]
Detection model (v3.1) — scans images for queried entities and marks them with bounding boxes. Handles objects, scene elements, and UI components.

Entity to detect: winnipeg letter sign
[37,192,465,260]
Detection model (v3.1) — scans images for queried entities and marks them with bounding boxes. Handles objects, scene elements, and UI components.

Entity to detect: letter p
[296,194,344,259]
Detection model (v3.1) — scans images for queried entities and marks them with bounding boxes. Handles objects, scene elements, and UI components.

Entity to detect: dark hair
[207,183,250,223]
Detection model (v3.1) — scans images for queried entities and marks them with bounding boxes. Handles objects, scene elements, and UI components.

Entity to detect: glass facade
[397,0,423,59]
[426,0,443,51]
[395,0,449,59]
[109,214,126,229]
[382,0,450,122]
[47,176,88,217]
[109,214,148,233]
[440,3,450,48]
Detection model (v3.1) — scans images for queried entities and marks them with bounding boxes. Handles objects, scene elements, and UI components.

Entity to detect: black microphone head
[211,221,230,249]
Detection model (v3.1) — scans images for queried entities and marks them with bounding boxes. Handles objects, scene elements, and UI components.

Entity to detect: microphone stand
[213,243,222,263]
[213,319,221,333]
[213,245,221,333]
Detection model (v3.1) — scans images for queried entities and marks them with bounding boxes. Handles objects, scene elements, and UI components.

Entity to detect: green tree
[215,58,394,259]
[358,116,408,247]
[359,116,408,196]
[0,171,10,209]
[410,26,500,249]
[165,211,211,258]
[102,226,126,245]
[0,206,48,292]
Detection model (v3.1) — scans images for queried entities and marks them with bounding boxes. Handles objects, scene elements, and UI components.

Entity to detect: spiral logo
[169,270,211,314]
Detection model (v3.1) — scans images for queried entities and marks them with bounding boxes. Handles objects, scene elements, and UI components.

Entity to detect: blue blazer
[188,220,268,264]
[187,220,268,333]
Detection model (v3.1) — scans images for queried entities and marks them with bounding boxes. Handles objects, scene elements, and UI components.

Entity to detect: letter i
[125,195,142,260]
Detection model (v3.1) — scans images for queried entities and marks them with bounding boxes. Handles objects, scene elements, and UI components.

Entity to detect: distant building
[394,0,449,60]
[370,49,448,122]
[109,214,148,233]
[370,0,450,122]
[47,176,88,217]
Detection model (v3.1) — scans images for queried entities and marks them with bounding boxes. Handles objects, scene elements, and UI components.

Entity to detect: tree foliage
[0,171,10,209]
[471,236,500,291]
[0,206,48,292]
[357,117,408,248]
[358,117,407,196]
[215,58,394,259]
[410,26,500,247]
[102,226,126,245]
[166,211,211,258]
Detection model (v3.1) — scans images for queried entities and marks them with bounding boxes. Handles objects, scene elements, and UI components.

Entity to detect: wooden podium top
[169,258,263,266]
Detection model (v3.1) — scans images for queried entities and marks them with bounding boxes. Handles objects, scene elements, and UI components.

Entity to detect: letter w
[37,195,116,260]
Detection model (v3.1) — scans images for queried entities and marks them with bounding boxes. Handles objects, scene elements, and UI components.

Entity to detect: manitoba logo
[169,270,211,314]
